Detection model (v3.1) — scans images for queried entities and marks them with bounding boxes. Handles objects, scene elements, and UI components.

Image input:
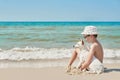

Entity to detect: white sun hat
[81,26,98,35]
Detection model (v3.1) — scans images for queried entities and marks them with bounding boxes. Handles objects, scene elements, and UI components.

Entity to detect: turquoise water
[0,22,120,49]
[0,21,120,65]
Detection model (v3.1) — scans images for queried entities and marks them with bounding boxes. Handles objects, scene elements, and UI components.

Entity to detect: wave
[0,47,120,61]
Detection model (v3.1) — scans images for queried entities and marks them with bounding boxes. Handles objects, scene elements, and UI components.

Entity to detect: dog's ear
[82,40,84,45]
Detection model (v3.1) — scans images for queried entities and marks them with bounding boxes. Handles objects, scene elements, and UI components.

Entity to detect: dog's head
[73,39,84,49]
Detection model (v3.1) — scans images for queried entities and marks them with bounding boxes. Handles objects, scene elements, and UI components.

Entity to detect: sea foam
[0,47,120,61]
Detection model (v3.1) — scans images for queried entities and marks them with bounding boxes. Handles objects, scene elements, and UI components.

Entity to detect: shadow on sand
[104,68,120,73]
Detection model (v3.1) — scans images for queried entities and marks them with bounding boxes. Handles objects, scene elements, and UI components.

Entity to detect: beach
[0,0,120,79]
[0,22,120,80]
[0,63,120,80]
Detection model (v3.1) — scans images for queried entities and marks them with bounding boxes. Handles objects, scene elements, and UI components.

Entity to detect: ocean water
[0,22,120,67]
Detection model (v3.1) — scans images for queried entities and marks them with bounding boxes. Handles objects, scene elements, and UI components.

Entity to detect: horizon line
[0,20,120,22]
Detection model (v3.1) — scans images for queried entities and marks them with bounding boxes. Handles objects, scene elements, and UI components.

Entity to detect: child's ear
[82,40,84,45]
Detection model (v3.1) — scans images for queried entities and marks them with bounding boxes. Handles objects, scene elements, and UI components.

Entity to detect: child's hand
[65,65,71,72]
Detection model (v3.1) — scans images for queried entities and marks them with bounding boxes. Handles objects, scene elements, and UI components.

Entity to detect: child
[67,26,104,74]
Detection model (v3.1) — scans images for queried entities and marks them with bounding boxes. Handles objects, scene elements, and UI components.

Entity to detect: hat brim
[81,32,98,35]
[81,32,88,34]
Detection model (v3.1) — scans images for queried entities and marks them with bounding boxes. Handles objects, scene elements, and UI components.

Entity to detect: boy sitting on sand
[67,26,104,74]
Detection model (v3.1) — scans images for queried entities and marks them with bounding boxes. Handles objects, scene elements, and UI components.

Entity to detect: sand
[0,63,120,80]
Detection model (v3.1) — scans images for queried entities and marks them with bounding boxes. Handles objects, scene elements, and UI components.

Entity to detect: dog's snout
[73,45,75,47]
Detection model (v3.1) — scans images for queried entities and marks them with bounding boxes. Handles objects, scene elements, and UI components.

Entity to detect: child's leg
[67,48,80,66]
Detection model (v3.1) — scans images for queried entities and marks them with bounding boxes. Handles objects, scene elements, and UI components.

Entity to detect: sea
[0,21,120,68]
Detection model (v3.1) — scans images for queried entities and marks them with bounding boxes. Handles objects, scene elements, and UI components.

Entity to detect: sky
[0,0,120,21]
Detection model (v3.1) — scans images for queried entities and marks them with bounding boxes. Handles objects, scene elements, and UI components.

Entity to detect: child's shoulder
[90,43,99,49]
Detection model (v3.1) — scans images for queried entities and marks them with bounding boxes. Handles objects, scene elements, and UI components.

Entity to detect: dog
[66,39,87,74]
[73,39,88,69]
[73,39,84,50]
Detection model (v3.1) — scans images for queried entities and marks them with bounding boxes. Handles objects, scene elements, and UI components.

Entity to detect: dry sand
[0,63,120,80]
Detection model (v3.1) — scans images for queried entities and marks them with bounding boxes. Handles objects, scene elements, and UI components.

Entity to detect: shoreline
[0,63,120,80]
[0,58,120,68]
